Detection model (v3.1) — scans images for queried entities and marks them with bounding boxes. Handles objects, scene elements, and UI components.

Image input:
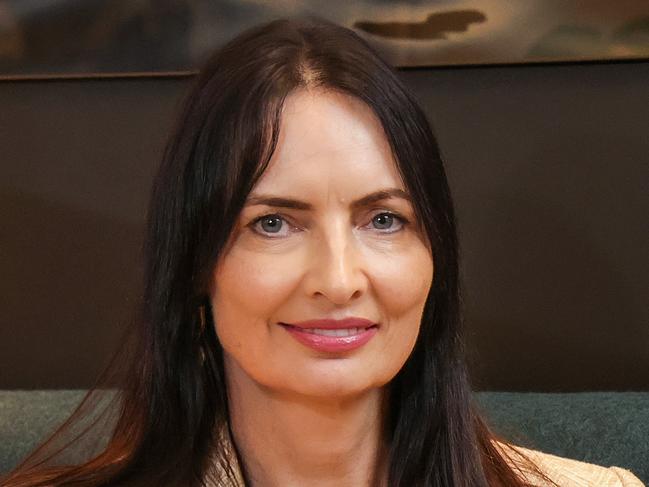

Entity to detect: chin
[280,367,390,401]
[294,383,375,401]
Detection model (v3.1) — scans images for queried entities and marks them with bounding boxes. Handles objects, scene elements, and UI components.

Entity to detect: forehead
[251,88,404,197]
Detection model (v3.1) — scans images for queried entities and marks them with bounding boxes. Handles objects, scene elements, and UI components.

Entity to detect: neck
[224,358,389,487]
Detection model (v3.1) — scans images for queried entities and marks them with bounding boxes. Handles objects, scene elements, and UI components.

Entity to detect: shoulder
[495,441,645,486]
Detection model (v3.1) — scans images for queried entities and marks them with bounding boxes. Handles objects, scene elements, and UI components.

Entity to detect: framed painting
[1,0,648,80]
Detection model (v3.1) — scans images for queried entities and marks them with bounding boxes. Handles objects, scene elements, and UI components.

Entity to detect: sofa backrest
[1,390,647,483]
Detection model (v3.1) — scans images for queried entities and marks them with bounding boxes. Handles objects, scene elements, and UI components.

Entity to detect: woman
[2,16,642,487]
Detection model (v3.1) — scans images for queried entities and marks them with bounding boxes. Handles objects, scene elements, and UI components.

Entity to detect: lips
[281,317,378,330]
[279,317,379,353]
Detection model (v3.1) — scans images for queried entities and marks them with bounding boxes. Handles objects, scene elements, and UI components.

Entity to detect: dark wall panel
[0,78,185,389]
[404,63,649,390]
[1,62,647,390]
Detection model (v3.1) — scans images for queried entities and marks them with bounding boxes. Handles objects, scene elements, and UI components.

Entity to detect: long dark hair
[3,16,557,487]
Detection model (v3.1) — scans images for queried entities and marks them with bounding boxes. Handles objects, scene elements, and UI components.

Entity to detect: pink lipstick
[279,317,378,353]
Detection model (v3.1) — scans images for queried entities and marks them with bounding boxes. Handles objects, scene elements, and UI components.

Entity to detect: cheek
[369,244,433,380]
[371,243,434,315]
[210,246,305,343]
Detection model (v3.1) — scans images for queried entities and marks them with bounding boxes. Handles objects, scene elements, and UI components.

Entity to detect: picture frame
[1,1,648,80]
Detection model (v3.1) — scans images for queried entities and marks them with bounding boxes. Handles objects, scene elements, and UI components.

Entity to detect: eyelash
[248,211,409,239]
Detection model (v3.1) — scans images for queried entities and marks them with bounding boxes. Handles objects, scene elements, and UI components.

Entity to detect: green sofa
[1,391,647,483]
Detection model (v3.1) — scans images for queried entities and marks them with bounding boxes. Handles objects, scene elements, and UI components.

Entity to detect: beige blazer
[213,432,645,486]
[505,443,645,486]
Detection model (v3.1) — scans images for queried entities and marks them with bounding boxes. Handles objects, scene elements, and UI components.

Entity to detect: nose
[304,217,368,305]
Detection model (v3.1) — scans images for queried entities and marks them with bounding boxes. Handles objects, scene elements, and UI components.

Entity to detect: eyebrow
[245,188,412,211]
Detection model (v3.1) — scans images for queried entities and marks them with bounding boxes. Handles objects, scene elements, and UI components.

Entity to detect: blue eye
[253,214,289,236]
[370,212,407,233]
[250,213,287,238]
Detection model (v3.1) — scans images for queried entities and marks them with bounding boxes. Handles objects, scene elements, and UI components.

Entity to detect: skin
[209,87,434,487]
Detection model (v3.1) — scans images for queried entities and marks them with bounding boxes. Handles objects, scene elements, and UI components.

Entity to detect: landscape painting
[1,0,648,79]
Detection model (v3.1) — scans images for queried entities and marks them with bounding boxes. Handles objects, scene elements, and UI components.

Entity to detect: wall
[1,61,647,390]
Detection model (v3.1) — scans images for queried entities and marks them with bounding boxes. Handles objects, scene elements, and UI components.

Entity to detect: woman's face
[209,88,434,399]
